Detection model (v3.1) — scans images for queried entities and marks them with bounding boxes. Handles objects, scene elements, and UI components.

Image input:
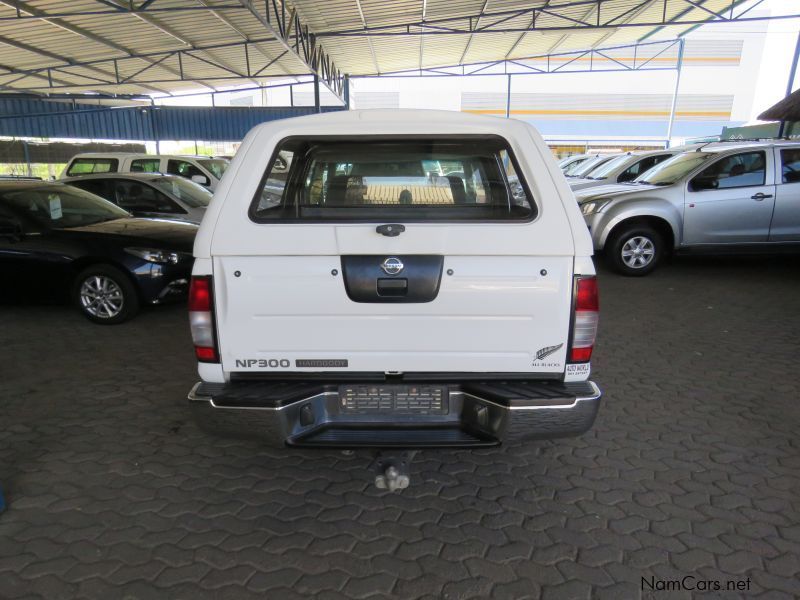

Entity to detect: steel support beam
[193,0,300,83]
[0,35,307,91]
[354,39,683,78]
[237,0,346,103]
[0,0,181,94]
[312,1,800,37]
[100,0,261,87]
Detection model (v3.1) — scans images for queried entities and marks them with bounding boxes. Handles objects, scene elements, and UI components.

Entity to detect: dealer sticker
[48,194,62,220]
[565,362,591,381]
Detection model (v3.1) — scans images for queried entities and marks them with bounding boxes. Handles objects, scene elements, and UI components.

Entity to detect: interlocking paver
[0,256,799,599]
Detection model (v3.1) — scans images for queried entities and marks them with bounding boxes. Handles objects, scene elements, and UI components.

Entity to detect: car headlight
[125,247,182,264]
[580,201,609,216]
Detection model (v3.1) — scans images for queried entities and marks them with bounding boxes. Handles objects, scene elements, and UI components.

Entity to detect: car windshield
[570,156,614,178]
[585,154,631,179]
[1,185,129,228]
[635,152,714,185]
[197,159,229,179]
[151,176,213,208]
[559,155,584,168]
[564,156,597,176]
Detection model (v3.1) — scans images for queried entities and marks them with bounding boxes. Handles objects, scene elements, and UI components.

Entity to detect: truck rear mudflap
[188,378,602,448]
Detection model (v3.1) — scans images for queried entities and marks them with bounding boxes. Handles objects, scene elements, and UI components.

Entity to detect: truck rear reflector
[189,276,219,363]
[570,276,598,363]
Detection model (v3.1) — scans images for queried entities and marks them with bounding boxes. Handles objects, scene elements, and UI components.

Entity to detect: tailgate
[214,245,573,375]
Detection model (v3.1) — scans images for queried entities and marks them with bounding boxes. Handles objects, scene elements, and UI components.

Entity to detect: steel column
[150,99,160,153]
[22,140,31,176]
[505,74,512,118]
[314,74,321,113]
[665,37,684,148]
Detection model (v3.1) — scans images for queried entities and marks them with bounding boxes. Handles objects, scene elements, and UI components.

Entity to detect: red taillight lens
[189,275,218,363]
[189,276,211,312]
[570,276,599,363]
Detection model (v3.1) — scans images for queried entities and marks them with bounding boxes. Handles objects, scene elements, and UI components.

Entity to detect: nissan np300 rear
[188,109,601,450]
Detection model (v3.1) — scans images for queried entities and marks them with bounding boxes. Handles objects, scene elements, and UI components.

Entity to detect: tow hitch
[369,450,417,491]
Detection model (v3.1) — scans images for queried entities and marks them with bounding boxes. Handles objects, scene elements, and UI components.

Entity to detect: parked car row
[0,153,231,324]
[0,180,198,324]
[559,140,800,275]
[62,153,229,191]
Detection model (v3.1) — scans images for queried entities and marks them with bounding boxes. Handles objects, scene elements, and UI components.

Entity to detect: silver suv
[577,141,800,275]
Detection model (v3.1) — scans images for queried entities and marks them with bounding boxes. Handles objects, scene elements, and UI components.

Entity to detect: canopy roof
[0,0,789,98]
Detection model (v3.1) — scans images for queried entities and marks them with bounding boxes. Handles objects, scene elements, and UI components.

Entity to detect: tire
[605,224,664,276]
[72,264,140,324]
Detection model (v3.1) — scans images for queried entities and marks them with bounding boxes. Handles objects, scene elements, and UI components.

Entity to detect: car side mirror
[191,174,210,186]
[0,218,23,241]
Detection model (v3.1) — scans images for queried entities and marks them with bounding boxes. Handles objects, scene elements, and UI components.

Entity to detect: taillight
[189,276,219,363]
[570,276,599,363]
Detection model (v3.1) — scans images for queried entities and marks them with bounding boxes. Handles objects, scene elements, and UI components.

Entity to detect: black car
[0,181,197,324]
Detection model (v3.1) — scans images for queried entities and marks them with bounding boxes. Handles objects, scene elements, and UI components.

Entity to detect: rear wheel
[73,265,140,324]
[605,224,664,276]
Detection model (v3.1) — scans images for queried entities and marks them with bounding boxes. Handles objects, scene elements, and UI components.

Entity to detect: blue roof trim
[0,98,344,141]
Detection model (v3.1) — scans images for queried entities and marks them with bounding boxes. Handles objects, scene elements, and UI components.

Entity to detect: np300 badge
[381,257,404,275]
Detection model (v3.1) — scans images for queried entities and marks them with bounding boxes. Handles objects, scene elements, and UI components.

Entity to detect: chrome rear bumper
[188,379,602,448]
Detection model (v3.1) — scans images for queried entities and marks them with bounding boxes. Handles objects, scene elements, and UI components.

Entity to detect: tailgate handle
[377,278,408,296]
[376,224,405,237]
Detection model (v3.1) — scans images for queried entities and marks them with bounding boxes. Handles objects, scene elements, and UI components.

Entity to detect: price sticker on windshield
[48,194,63,220]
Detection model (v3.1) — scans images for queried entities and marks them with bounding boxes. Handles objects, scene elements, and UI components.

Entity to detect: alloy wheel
[621,236,655,269]
[79,275,124,319]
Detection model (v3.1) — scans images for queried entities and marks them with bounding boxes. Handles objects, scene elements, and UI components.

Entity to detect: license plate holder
[339,384,448,415]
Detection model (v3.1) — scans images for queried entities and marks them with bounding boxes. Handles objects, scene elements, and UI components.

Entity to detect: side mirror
[0,218,23,241]
[191,174,210,186]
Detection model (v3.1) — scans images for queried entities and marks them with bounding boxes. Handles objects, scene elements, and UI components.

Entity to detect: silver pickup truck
[577,141,800,275]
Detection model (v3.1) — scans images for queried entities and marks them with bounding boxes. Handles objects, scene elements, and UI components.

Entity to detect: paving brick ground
[1,255,799,599]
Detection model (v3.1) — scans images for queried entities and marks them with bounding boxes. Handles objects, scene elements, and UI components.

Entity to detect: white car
[568,149,680,191]
[61,153,229,191]
[558,153,592,173]
[186,109,601,475]
[564,154,618,179]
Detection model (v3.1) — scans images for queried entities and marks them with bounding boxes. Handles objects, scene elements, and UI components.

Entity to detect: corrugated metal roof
[0,0,770,96]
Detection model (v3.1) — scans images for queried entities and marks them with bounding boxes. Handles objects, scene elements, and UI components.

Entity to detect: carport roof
[0,0,787,98]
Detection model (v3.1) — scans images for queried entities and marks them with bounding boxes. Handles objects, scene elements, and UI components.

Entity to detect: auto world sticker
[565,363,591,381]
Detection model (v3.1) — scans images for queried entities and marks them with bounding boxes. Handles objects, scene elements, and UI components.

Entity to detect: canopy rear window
[249,137,536,222]
[67,158,119,176]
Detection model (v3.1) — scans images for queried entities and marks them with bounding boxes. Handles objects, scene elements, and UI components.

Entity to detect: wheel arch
[597,203,681,251]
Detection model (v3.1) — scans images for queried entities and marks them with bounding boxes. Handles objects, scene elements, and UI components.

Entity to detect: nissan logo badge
[381,257,404,275]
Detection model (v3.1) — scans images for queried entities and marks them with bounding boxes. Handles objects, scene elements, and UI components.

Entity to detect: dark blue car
[0,181,197,324]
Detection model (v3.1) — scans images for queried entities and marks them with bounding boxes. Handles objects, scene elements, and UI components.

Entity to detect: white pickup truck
[187,110,601,468]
